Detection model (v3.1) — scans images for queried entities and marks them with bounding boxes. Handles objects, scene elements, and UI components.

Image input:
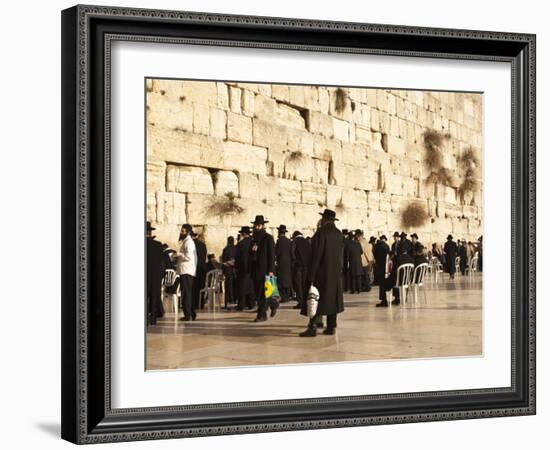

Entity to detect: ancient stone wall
[146,79,483,257]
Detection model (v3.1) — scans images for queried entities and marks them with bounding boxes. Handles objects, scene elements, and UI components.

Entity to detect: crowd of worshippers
[146,210,482,336]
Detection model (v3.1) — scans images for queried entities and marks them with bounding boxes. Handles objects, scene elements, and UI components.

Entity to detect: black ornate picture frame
[61,4,536,444]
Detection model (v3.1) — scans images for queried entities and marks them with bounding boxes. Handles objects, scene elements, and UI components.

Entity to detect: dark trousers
[193,268,206,309]
[253,278,277,320]
[361,267,371,291]
[237,274,255,309]
[146,281,162,325]
[350,275,361,293]
[279,286,292,302]
[224,272,235,307]
[180,274,194,318]
[342,271,350,292]
[308,312,337,330]
[293,268,308,308]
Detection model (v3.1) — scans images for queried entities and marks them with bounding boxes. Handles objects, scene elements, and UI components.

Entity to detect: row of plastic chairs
[390,263,429,308]
[161,269,224,315]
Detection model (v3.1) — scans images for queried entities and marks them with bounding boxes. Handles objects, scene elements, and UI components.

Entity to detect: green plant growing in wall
[401,202,429,229]
[334,88,347,114]
[207,192,244,216]
[423,129,453,187]
[457,146,480,200]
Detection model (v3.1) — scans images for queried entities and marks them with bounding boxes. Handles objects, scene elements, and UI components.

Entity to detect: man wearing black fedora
[235,226,255,311]
[146,221,165,325]
[176,223,198,321]
[444,234,458,279]
[374,234,390,307]
[291,230,311,311]
[275,225,293,303]
[249,215,278,322]
[300,209,344,337]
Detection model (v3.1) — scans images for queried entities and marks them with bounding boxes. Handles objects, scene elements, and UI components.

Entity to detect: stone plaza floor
[146,273,482,370]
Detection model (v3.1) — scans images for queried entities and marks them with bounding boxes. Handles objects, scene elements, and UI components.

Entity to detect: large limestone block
[238,173,279,202]
[192,103,210,135]
[342,143,368,167]
[402,177,418,197]
[452,218,469,237]
[444,202,463,219]
[332,117,350,142]
[275,103,306,129]
[313,159,330,185]
[389,115,400,138]
[318,88,330,113]
[146,192,156,222]
[222,141,268,175]
[153,80,217,106]
[229,87,242,114]
[313,135,341,161]
[147,93,193,131]
[390,194,408,213]
[254,95,277,120]
[147,155,166,193]
[386,136,407,156]
[301,182,327,206]
[303,86,320,111]
[268,202,296,229]
[444,186,457,203]
[326,185,343,208]
[328,88,353,121]
[186,193,249,227]
[288,85,306,108]
[209,108,227,140]
[342,188,367,209]
[271,84,290,103]
[161,192,187,224]
[253,119,287,148]
[306,111,333,138]
[216,83,229,110]
[329,159,346,186]
[385,173,403,195]
[227,112,253,144]
[150,127,209,166]
[368,210,388,232]
[213,171,239,196]
[266,146,286,177]
[278,179,302,203]
[166,165,214,195]
[462,205,479,220]
[284,155,314,182]
[369,131,386,153]
[293,203,324,230]
[345,165,378,191]
[240,89,255,117]
[151,224,181,249]
[287,130,314,157]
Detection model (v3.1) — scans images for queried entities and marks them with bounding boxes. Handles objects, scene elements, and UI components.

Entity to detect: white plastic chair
[200,269,223,312]
[454,256,460,276]
[411,263,429,306]
[394,263,414,307]
[467,254,479,279]
[162,269,179,315]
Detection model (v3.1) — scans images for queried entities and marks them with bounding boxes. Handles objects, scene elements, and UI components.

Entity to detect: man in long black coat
[292,230,311,311]
[383,241,415,306]
[235,226,254,310]
[341,229,352,292]
[458,239,468,276]
[275,225,293,303]
[249,216,278,322]
[444,234,458,279]
[221,236,237,308]
[347,234,364,294]
[300,209,344,337]
[374,235,390,307]
[192,234,208,309]
[146,222,165,325]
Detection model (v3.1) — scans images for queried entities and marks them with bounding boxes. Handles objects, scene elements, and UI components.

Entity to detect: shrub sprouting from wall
[458,146,480,199]
[334,88,347,114]
[401,202,429,229]
[423,129,453,186]
[207,192,244,216]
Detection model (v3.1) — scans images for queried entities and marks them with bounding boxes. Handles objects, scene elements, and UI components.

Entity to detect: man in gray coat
[300,209,344,337]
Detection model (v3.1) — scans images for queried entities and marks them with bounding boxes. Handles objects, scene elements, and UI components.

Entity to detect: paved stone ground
[146,273,482,370]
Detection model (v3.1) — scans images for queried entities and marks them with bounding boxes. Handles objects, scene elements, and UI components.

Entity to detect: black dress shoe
[270,302,279,318]
[322,328,335,335]
[391,299,400,305]
[180,317,191,321]
[299,327,317,337]
[191,311,197,321]
[293,304,301,309]
[254,316,267,323]
[376,301,389,308]
[316,322,325,328]
[236,307,244,311]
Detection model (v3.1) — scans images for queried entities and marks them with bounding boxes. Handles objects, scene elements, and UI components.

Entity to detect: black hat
[319,208,339,221]
[379,234,388,241]
[369,236,377,244]
[239,226,251,235]
[355,229,363,236]
[393,231,400,237]
[277,224,288,233]
[181,223,193,233]
[251,215,269,225]
[447,234,453,240]
[292,230,303,238]
[342,229,349,235]
[146,221,156,231]
[400,232,408,238]
[411,233,419,239]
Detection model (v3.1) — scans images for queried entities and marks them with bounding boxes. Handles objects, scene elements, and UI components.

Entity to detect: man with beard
[249,216,278,322]
[400,231,413,255]
[221,236,237,309]
[374,235,391,307]
[146,221,165,325]
[300,209,344,337]
[444,234,458,279]
[292,230,311,311]
[341,229,352,292]
[192,232,208,310]
[176,224,198,321]
[347,231,364,294]
[410,233,423,258]
[275,225,293,303]
[235,226,255,311]
[390,231,400,258]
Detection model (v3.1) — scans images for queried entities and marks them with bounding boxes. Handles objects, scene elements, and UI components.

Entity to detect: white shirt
[176,235,197,276]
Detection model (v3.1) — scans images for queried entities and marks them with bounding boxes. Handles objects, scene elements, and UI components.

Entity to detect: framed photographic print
[61,4,536,444]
